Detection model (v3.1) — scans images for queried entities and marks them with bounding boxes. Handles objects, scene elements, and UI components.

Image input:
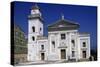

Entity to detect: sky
[13,1,97,51]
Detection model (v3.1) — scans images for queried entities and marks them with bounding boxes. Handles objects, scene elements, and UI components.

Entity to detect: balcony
[28,14,43,21]
[28,14,41,18]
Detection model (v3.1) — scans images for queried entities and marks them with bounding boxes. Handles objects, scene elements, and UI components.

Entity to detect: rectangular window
[83,42,86,47]
[32,26,35,32]
[72,51,75,57]
[41,45,44,50]
[61,34,66,39]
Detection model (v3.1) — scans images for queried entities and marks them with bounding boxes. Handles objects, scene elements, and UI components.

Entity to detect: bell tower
[27,4,44,61]
[28,4,43,42]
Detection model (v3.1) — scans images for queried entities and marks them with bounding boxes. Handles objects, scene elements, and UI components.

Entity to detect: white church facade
[27,5,90,62]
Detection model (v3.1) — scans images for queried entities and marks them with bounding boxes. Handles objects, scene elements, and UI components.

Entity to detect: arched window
[32,26,35,32]
[32,36,35,41]
[71,40,75,47]
[51,41,55,52]
[40,27,42,31]
[71,40,75,44]
[52,41,55,48]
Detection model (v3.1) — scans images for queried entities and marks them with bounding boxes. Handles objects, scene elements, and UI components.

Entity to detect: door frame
[60,49,66,59]
[41,53,45,60]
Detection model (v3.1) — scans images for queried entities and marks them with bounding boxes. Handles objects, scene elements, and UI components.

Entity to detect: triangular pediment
[48,19,80,31]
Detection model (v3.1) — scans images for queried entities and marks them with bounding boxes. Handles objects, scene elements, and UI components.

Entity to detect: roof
[79,32,90,34]
[31,4,40,10]
[28,14,44,23]
[48,19,80,31]
[78,32,90,37]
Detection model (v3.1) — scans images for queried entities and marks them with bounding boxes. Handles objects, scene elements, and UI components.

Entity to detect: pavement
[15,59,89,66]
[15,60,69,66]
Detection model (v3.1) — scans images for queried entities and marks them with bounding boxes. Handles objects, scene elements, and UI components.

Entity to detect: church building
[27,4,90,62]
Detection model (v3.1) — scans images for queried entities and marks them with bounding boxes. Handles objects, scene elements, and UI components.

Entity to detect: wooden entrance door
[61,49,66,59]
[82,51,86,58]
[41,53,45,60]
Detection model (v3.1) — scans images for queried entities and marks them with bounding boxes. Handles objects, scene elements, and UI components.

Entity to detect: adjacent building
[14,24,27,64]
[27,5,90,62]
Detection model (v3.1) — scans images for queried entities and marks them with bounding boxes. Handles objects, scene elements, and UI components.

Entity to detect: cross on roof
[61,13,64,20]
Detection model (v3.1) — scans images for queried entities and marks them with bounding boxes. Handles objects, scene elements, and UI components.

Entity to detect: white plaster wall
[79,36,90,59]
[36,40,48,61]
[28,19,43,35]
[27,42,37,61]
[27,16,90,61]
[27,17,43,61]
[38,21,43,35]
[77,35,81,60]
[48,33,59,61]
[48,30,78,61]
[70,33,77,59]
